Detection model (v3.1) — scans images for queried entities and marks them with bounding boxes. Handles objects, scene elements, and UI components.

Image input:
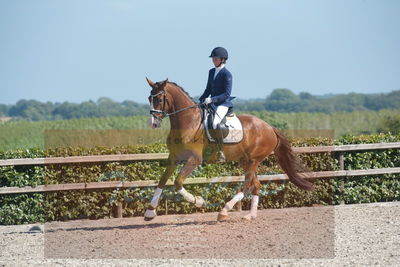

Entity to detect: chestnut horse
[144,78,313,221]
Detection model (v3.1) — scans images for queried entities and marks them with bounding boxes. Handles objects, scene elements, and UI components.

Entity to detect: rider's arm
[199,70,213,102]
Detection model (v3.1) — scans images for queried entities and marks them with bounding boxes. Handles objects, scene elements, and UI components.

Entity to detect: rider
[199,47,235,163]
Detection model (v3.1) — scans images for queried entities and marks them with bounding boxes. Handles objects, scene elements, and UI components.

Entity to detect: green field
[0,110,399,150]
[248,110,400,138]
[0,116,153,150]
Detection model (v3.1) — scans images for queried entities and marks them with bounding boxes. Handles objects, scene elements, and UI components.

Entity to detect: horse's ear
[160,78,168,88]
[146,77,155,87]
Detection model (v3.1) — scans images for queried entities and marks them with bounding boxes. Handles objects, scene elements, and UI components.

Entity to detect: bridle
[149,89,168,118]
[149,88,201,121]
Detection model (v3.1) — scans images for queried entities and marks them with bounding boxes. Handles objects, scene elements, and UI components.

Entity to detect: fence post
[339,152,345,170]
[113,201,123,218]
[338,152,345,205]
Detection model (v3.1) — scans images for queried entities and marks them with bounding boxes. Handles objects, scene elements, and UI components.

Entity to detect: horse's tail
[273,128,314,191]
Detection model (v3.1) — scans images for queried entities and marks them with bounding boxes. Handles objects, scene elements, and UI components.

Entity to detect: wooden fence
[1,142,399,196]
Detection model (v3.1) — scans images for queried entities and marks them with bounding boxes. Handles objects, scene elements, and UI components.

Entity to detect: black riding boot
[215,124,226,163]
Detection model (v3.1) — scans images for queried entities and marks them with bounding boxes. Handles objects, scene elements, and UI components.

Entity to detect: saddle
[203,106,244,144]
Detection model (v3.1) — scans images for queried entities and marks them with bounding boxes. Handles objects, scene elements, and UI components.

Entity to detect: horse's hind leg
[217,191,245,221]
[242,159,261,220]
[218,159,261,221]
[242,171,261,221]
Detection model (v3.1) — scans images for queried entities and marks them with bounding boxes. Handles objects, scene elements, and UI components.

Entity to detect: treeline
[235,89,400,112]
[1,89,399,121]
[0,97,149,121]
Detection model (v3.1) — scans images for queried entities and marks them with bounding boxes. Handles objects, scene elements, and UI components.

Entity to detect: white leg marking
[178,187,195,203]
[194,196,205,208]
[144,187,163,219]
[243,195,259,220]
[220,192,244,215]
[150,187,163,208]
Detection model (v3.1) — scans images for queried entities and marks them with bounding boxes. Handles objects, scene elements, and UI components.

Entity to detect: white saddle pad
[204,110,244,144]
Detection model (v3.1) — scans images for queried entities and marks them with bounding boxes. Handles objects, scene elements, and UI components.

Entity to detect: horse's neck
[168,86,201,130]
[169,86,195,111]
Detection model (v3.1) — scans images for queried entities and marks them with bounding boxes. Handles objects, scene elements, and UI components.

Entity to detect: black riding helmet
[209,47,228,59]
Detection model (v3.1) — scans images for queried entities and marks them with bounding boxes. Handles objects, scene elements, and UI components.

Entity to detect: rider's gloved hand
[203,97,212,105]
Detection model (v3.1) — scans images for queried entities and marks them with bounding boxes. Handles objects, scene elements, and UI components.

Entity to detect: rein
[166,103,201,116]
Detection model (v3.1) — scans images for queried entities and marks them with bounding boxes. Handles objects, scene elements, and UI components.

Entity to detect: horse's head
[146,77,172,128]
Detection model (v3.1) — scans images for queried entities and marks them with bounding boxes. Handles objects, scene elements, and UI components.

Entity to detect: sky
[1,0,399,105]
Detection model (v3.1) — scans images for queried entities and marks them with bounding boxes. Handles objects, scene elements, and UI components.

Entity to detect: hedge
[0,133,399,225]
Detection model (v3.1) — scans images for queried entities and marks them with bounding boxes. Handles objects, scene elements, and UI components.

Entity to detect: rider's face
[212,57,222,67]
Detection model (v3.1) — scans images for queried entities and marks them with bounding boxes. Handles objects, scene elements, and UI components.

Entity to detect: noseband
[149,89,168,119]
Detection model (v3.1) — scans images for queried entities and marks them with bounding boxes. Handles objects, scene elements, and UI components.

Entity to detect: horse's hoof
[144,216,155,221]
[144,208,157,221]
[217,213,229,222]
[194,196,206,208]
[242,214,256,221]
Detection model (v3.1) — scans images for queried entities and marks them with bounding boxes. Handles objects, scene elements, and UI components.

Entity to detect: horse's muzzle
[148,116,161,129]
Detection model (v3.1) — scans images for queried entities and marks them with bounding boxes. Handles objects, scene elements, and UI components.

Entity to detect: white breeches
[213,105,229,129]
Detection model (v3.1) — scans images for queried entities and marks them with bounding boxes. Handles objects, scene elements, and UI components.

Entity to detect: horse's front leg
[174,152,205,208]
[144,158,176,221]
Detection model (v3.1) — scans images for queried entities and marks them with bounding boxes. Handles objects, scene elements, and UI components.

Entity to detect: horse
[144,78,313,221]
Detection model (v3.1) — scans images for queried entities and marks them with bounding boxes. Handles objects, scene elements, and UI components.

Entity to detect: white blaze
[148,116,155,128]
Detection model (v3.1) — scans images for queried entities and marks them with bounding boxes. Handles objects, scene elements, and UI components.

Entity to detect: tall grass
[1,110,399,150]
[245,110,399,137]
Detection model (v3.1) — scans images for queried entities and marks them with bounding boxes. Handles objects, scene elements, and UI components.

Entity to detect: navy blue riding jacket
[199,67,235,108]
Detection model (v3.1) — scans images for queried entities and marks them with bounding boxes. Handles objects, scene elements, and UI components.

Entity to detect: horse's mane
[168,81,197,103]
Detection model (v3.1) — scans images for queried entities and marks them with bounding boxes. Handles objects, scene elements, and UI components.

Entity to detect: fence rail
[1,167,400,195]
[0,142,399,196]
[1,142,400,167]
